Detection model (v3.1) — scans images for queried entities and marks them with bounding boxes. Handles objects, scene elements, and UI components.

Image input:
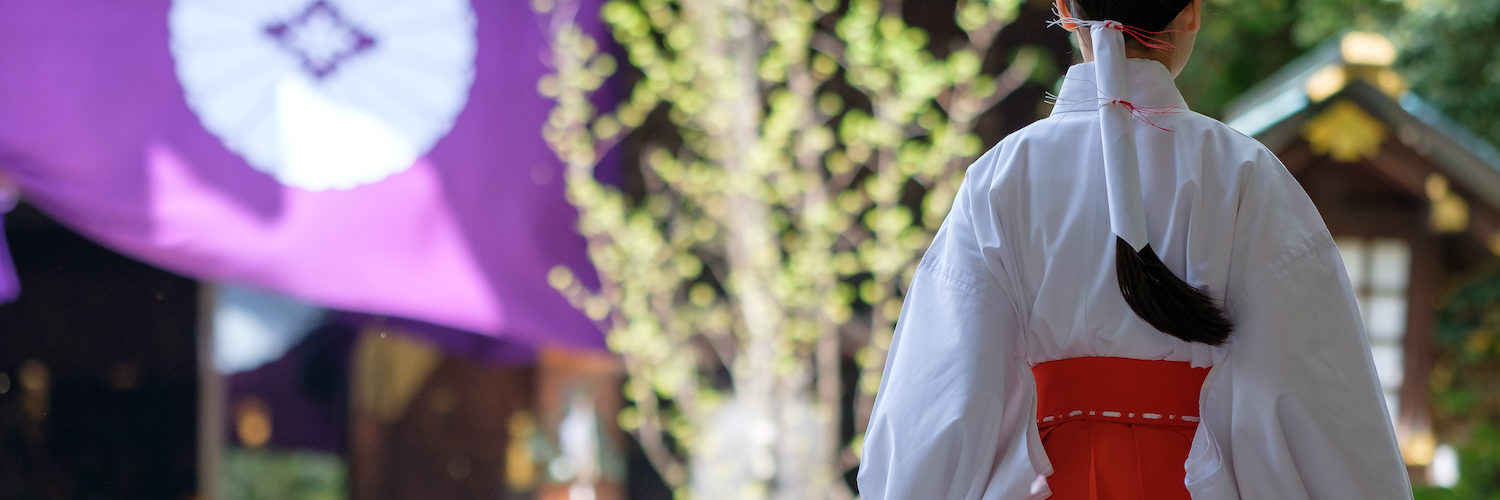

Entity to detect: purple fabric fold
[0,0,606,349]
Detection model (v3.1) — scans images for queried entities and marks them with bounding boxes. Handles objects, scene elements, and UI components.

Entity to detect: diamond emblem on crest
[168,0,478,191]
[264,1,377,80]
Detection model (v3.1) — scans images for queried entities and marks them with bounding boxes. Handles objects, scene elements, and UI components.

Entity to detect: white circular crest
[169,0,477,191]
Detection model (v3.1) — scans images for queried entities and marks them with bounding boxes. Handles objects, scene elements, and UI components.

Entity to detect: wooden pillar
[1400,224,1440,479]
[196,284,224,500]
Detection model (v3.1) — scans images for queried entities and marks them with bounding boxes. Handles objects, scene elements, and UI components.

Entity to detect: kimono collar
[1048,59,1189,117]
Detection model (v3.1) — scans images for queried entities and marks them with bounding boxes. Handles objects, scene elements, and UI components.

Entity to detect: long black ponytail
[1116,239,1231,345]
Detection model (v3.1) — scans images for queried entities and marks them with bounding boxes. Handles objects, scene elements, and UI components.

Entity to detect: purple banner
[0,0,602,349]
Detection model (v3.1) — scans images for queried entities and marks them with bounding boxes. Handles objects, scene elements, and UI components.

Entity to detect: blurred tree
[1178,0,1500,141]
[1398,4,1500,498]
[1393,0,1500,148]
[1175,0,1405,118]
[538,0,1052,497]
[1420,267,1500,499]
[1400,4,1500,497]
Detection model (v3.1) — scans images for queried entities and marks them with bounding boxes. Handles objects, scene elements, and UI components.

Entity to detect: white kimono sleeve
[1189,156,1413,499]
[857,169,1045,500]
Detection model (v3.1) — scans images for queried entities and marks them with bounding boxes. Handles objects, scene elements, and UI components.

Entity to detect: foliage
[1178,0,1500,148]
[1393,0,1500,148]
[222,448,346,500]
[538,0,1047,497]
[1175,0,1404,118]
[1423,267,1500,498]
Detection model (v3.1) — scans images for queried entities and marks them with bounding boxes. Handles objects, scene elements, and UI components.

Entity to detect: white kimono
[857,58,1413,499]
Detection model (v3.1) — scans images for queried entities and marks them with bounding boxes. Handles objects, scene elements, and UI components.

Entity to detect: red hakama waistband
[1032,357,1210,500]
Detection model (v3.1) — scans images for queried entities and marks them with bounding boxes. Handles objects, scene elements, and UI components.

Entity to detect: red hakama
[1034,357,1209,500]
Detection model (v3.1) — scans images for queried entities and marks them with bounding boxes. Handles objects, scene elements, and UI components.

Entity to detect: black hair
[1115,239,1231,346]
[1065,0,1193,33]
[1069,0,1233,346]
